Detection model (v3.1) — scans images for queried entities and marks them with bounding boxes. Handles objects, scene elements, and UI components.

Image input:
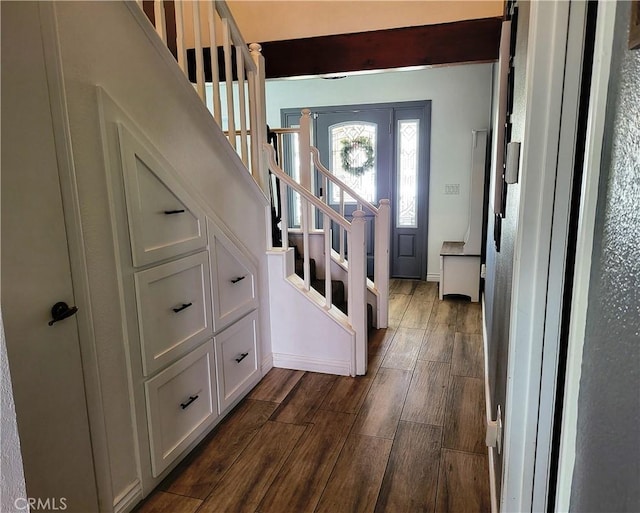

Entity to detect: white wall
[0,311,27,512]
[264,64,494,279]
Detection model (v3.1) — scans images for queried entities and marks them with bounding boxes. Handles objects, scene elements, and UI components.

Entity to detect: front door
[313,102,430,279]
[316,108,392,277]
[1,3,99,511]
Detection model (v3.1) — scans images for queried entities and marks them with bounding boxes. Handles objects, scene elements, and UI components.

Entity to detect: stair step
[311,279,345,305]
[294,256,317,282]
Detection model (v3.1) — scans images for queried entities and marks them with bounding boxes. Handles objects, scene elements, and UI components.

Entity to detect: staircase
[291,240,375,329]
[293,243,346,313]
[136,0,388,376]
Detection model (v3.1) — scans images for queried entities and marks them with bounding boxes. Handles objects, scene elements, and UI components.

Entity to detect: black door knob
[48,302,79,326]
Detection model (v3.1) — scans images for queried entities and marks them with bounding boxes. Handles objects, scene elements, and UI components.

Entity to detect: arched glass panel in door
[328,122,377,204]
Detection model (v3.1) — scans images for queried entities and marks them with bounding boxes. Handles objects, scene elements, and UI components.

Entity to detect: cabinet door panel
[214,311,259,412]
[135,251,213,375]
[119,124,206,266]
[145,341,218,477]
[208,219,258,331]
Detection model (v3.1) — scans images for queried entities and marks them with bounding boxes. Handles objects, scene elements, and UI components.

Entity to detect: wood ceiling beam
[142,3,502,80]
[258,18,503,79]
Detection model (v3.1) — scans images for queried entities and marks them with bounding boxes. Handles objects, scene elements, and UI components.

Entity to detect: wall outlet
[445,184,460,195]
[480,263,487,278]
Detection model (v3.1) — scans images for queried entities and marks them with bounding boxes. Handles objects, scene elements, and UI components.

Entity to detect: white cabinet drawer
[135,251,213,376]
[145,341,217,477]
[118,124,206,266]
[214,311,259,412]
[208,219,258,331]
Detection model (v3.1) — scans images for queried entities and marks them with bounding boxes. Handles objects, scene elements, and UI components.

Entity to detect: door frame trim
[554,2,617,509]
[500,1,590,510]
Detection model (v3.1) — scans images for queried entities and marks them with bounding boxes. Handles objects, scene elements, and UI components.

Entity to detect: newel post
[299,108,315,225]
[374,199,391,329]
[349,210,368,376]
[249,43,268,193]
[299,109,313,190]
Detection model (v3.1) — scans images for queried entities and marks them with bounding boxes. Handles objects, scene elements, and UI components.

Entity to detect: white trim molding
[272,353,351,376]
[261,354,274,376]
[501,1,590,511]
[555,2,618,511]
[482,294,499,513]
[113,480,142,513]
[426,272,440,282]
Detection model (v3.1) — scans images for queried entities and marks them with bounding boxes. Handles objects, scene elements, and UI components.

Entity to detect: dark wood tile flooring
[136,280,490,513]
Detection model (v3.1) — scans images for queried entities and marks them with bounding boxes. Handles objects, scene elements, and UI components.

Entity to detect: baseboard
[261,354,274,376]
[482,294,499,513]
[426,272,440,282]
[272,352,351,376]
[113,480,142,513]
[488,446,499,513]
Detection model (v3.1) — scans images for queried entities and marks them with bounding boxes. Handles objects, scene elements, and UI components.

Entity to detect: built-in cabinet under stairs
[134,0,389,378]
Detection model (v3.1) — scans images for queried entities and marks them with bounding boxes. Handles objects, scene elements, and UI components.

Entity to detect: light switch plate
[445,184,460,195]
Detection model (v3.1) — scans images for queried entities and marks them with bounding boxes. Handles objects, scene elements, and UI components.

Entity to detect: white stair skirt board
[272,353,351,376]
[267,250,356,376]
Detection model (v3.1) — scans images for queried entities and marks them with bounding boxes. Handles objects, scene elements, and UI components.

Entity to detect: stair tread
[294,257,317,282]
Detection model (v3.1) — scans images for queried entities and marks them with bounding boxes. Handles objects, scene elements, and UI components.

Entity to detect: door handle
[48,302,78,326]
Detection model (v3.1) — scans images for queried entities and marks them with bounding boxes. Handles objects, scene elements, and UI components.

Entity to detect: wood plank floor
[136,280,490,513]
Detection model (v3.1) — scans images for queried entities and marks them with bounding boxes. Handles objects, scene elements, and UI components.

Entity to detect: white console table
[439,241,481,302]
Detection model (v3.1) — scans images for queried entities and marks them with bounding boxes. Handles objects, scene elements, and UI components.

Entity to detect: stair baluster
[138,1,269,193]
[323,212,333,310]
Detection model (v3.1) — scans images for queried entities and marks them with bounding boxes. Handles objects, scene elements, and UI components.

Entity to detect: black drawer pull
[172,302,193,313]
[231,275,246,284]
[180,395,199,409]
[164,209,185,215]
[235,352,249,363]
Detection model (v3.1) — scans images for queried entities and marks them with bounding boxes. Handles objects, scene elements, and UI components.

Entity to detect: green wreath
[340,136,374,176]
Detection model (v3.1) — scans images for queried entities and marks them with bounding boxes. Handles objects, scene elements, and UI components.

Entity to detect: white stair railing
[139,0,268,192]
[297,109,390,329]
[264,143,368,376]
